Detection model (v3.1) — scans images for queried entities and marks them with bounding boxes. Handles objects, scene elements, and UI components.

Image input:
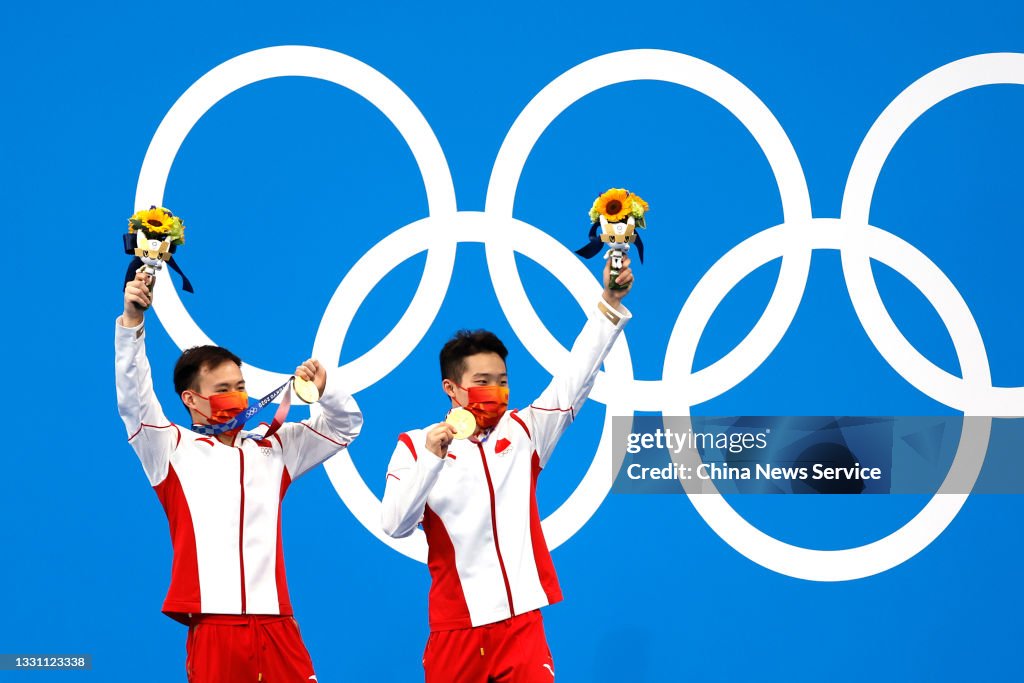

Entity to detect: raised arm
[115,270,179,486]
[518,257,633,467]
[274,360,363,481]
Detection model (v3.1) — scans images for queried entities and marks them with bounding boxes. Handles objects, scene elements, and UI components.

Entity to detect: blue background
[2,1,1023,680]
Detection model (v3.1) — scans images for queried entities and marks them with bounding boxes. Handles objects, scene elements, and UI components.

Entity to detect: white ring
[319,212,634,561]
[485,49,813,410]
[842,52,1024,416]
[663,217,992,581]
[134,45,457,396]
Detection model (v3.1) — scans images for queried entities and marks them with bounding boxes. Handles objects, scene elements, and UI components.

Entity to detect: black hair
[173,345,243,396]
[439,330,508,382]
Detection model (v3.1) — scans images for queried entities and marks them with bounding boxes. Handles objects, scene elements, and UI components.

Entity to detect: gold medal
[292,376,321,404]
[446,408,476,440]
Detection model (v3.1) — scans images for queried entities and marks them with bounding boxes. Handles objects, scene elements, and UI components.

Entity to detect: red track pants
[185,614,317,682]
[424,609,556,683]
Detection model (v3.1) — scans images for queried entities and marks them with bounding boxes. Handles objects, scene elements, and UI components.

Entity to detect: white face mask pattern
[136,46,1022,581]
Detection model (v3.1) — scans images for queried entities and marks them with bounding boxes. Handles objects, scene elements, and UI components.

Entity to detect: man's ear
[181,390,197,410]
[441,379,457,401]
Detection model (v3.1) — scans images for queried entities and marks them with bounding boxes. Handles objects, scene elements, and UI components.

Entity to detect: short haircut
[174,345,243,396]
[439,330,508,382]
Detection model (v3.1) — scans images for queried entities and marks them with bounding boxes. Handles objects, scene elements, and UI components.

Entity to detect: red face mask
[191,390,249,425]
[456,384,509,430]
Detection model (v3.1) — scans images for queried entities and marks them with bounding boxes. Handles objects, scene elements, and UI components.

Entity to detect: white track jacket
[382,299,630,631]
[115,319,362,623]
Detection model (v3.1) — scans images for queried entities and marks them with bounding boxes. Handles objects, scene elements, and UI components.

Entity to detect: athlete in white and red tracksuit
[382,257,633,682]
[116,270,362,681]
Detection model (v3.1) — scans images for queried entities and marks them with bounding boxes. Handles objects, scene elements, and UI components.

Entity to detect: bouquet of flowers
[576,188,649,289]
[588,188,649,228]
[128,206,186,245]
[123,205,193,294]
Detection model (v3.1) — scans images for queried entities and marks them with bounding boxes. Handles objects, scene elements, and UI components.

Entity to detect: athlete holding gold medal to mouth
[382,189,646,683]
[115,207,363,682]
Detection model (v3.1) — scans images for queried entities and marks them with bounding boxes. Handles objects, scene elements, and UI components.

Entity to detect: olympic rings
[136,47,1021,578]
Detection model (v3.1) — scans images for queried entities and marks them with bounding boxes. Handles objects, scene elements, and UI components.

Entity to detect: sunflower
[593,188,632,222]
[130,206,173,232]
[129,206,186,245]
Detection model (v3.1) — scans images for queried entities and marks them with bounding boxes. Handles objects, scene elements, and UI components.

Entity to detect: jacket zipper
[237,447,247,615]
[477,443,515,617]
